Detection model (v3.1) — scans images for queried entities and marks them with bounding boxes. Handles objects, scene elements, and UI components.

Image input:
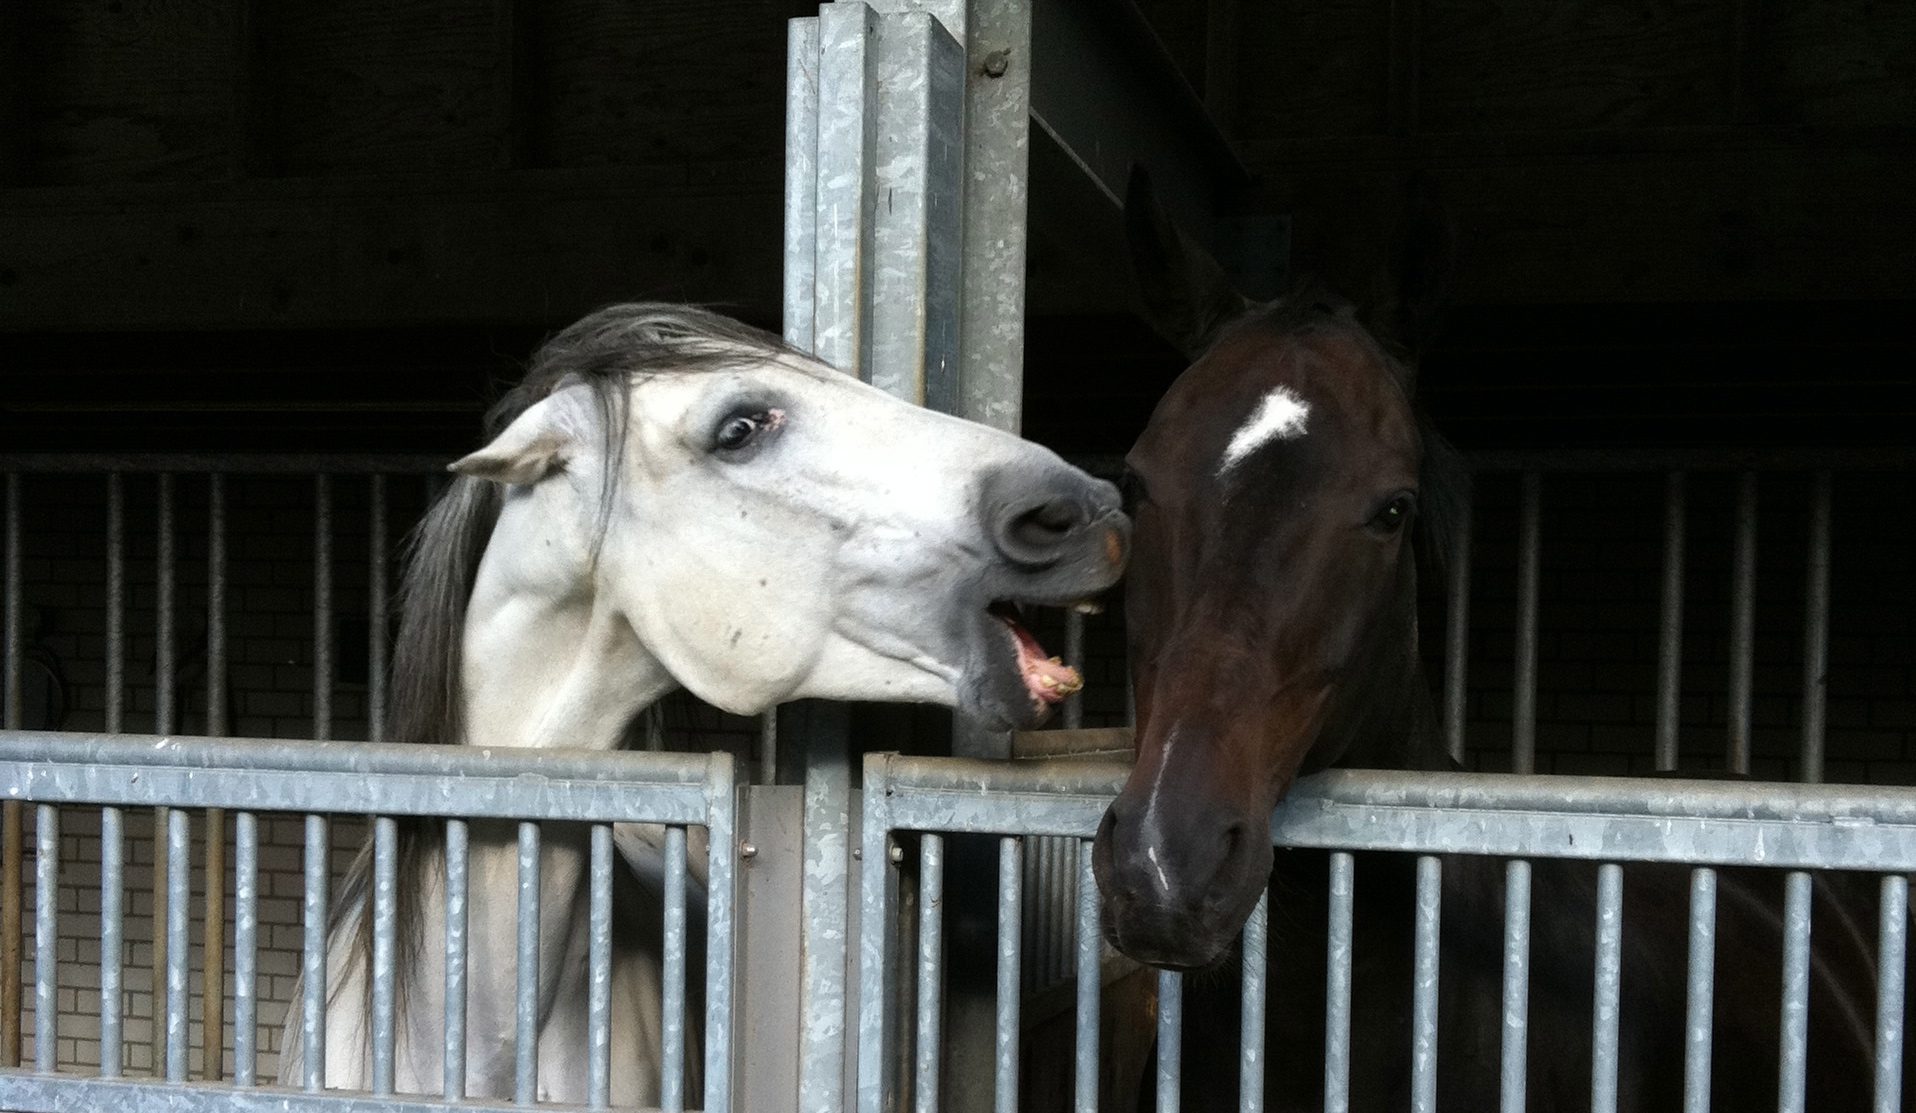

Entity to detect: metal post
[101,805,124,1078]
[204,474,227,1080]
[1410,856,1442,1113]
[1499,860,1530,1113]
[1442,488,1473,764]
[1654,472,1687,771]
[232,811,257,1086]
[2,472,20,1067]
[1799,473,1831,783]
[1324,852,1354,1113]
[1591,863,1624,1113]
[1727,472,1757,775]
[1512,473,1541,774]
[1683,868,1717,1113]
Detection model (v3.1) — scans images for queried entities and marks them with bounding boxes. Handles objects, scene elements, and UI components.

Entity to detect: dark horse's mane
[317,304,796,1064]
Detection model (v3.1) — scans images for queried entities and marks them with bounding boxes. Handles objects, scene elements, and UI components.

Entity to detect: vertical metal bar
[1591,863,1624,1113]
[1728,471,1757,775]
[106,473,125,734]
[1411,855,1442,1113]
[1442,487,1474,764]
[1875,873,1907,1113]
[1682,867,1717,1113]
[757,713,778,785]
[1500,859,1531,1113]
[587,824,613,1110]
[233,811,257,1086]
[784,16,820,350]
[313,474,332,741]
[1799,472,1831,783]
[1064,611,1086,730]
[1074,837,1100,1113]
[1655,472,1687,771]
[662,825,689,1113]
[957,0,1034,434]
[1324,851,1355,1113]
[300,814,327,1092]
[204,474,228,1080]
[702,755,738,1113]
[1778,870,1812,1113]
[370,816,398,1095]
[2,471,20,1068]
[1156,970,1183,1113]
[1512,472,1541,774]
[443,818,469,1101]
[855,788,892,1113]
[202,808,225,1080]
[514,820,540,1105]
[914,834,946,1113]
[368,475,388,743]
[154,473,175,1060]
[165,806,189,1082]
[101,805,124,1078]
[996,835,1022,1113]
[32,805,56,1072]
[1240,888,1269,1113]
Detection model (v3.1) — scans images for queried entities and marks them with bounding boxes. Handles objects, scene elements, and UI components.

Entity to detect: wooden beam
[0,168,783,331]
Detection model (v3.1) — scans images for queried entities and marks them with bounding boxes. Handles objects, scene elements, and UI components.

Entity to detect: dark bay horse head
[1093,169,1459,969]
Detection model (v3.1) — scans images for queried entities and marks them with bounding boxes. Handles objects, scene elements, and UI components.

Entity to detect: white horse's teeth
[1070,599,1104,615]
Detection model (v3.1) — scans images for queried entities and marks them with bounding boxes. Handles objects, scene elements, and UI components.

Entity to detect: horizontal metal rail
[0,1075,689,1113]
[0,731,725,823]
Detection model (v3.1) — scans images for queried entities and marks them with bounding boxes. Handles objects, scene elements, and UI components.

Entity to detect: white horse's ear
[450,387,593,486]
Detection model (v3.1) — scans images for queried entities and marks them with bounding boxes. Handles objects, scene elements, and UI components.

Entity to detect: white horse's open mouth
[983,598,1100,720]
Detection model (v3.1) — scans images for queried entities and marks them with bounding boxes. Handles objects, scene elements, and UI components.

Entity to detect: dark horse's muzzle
[1092,738,1274,969]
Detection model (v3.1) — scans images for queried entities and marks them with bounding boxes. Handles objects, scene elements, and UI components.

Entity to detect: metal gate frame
[0,732,739,1113]
[855,751,1916,1113]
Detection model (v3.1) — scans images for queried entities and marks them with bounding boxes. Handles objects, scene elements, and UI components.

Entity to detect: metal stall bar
[154,473,176,1065]
[996,837,1024,1113]
[1442,488,1473,764]
[1410,856,1441,1113]
[586,824,613,1111]
[1800,472,1831,783]
[1073,840,1099,1113]
[300,814,328,1092]
[1682,868,1717,1113]
[443,818,469,1101]
[205,473,227,1080]
[101,804,124,1078]
[702,753,739,1113]
[514,821,540,1105]
[370,816,398,1095]
[1499,860,1531,1113]
[1727,472,1757,775]
[1324,852,1355,1113]
[916,834,946,1113]
[1590,863,1623,1113]
[1778,870,1813,1113]
[165,807,190,1081]
[232,810,257,1086]
[2,473,19,1067]
[32,805,55,1073]
[1240,889,1269,1113]
[1512,473,1541,774]
[1155,970,1182,1113]
[1655,472,1687,771]
[1877,874,1907,1113]
[662,825,689,1113]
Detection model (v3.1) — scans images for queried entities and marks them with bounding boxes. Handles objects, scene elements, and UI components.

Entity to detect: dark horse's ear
[1123,164,1252,360]
[1362,172,1457,396]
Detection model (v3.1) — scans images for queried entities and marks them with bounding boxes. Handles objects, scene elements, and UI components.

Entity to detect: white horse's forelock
[1217,385,1311,474]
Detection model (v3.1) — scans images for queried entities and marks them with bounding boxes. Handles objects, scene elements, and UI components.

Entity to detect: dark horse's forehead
[1130,311,1420,492]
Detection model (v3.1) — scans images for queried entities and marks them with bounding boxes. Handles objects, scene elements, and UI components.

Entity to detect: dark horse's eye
[1369,492,1416,534]
[713,409,781,454]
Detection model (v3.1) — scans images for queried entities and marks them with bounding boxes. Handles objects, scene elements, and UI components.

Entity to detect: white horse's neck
[460,482,676,751]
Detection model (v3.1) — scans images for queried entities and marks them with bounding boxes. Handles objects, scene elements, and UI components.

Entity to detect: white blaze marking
[1145,845,1171,894]
[1218,386,1310,473]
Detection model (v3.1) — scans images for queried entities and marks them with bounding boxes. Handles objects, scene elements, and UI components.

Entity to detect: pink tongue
[1004,617,1083,705]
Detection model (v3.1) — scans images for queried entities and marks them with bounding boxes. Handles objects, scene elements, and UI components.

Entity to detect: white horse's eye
[713,408,782,454]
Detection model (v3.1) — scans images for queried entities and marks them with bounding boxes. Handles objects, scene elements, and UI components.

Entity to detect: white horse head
[449,304,1126,743]
[291,304,1126,1103]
